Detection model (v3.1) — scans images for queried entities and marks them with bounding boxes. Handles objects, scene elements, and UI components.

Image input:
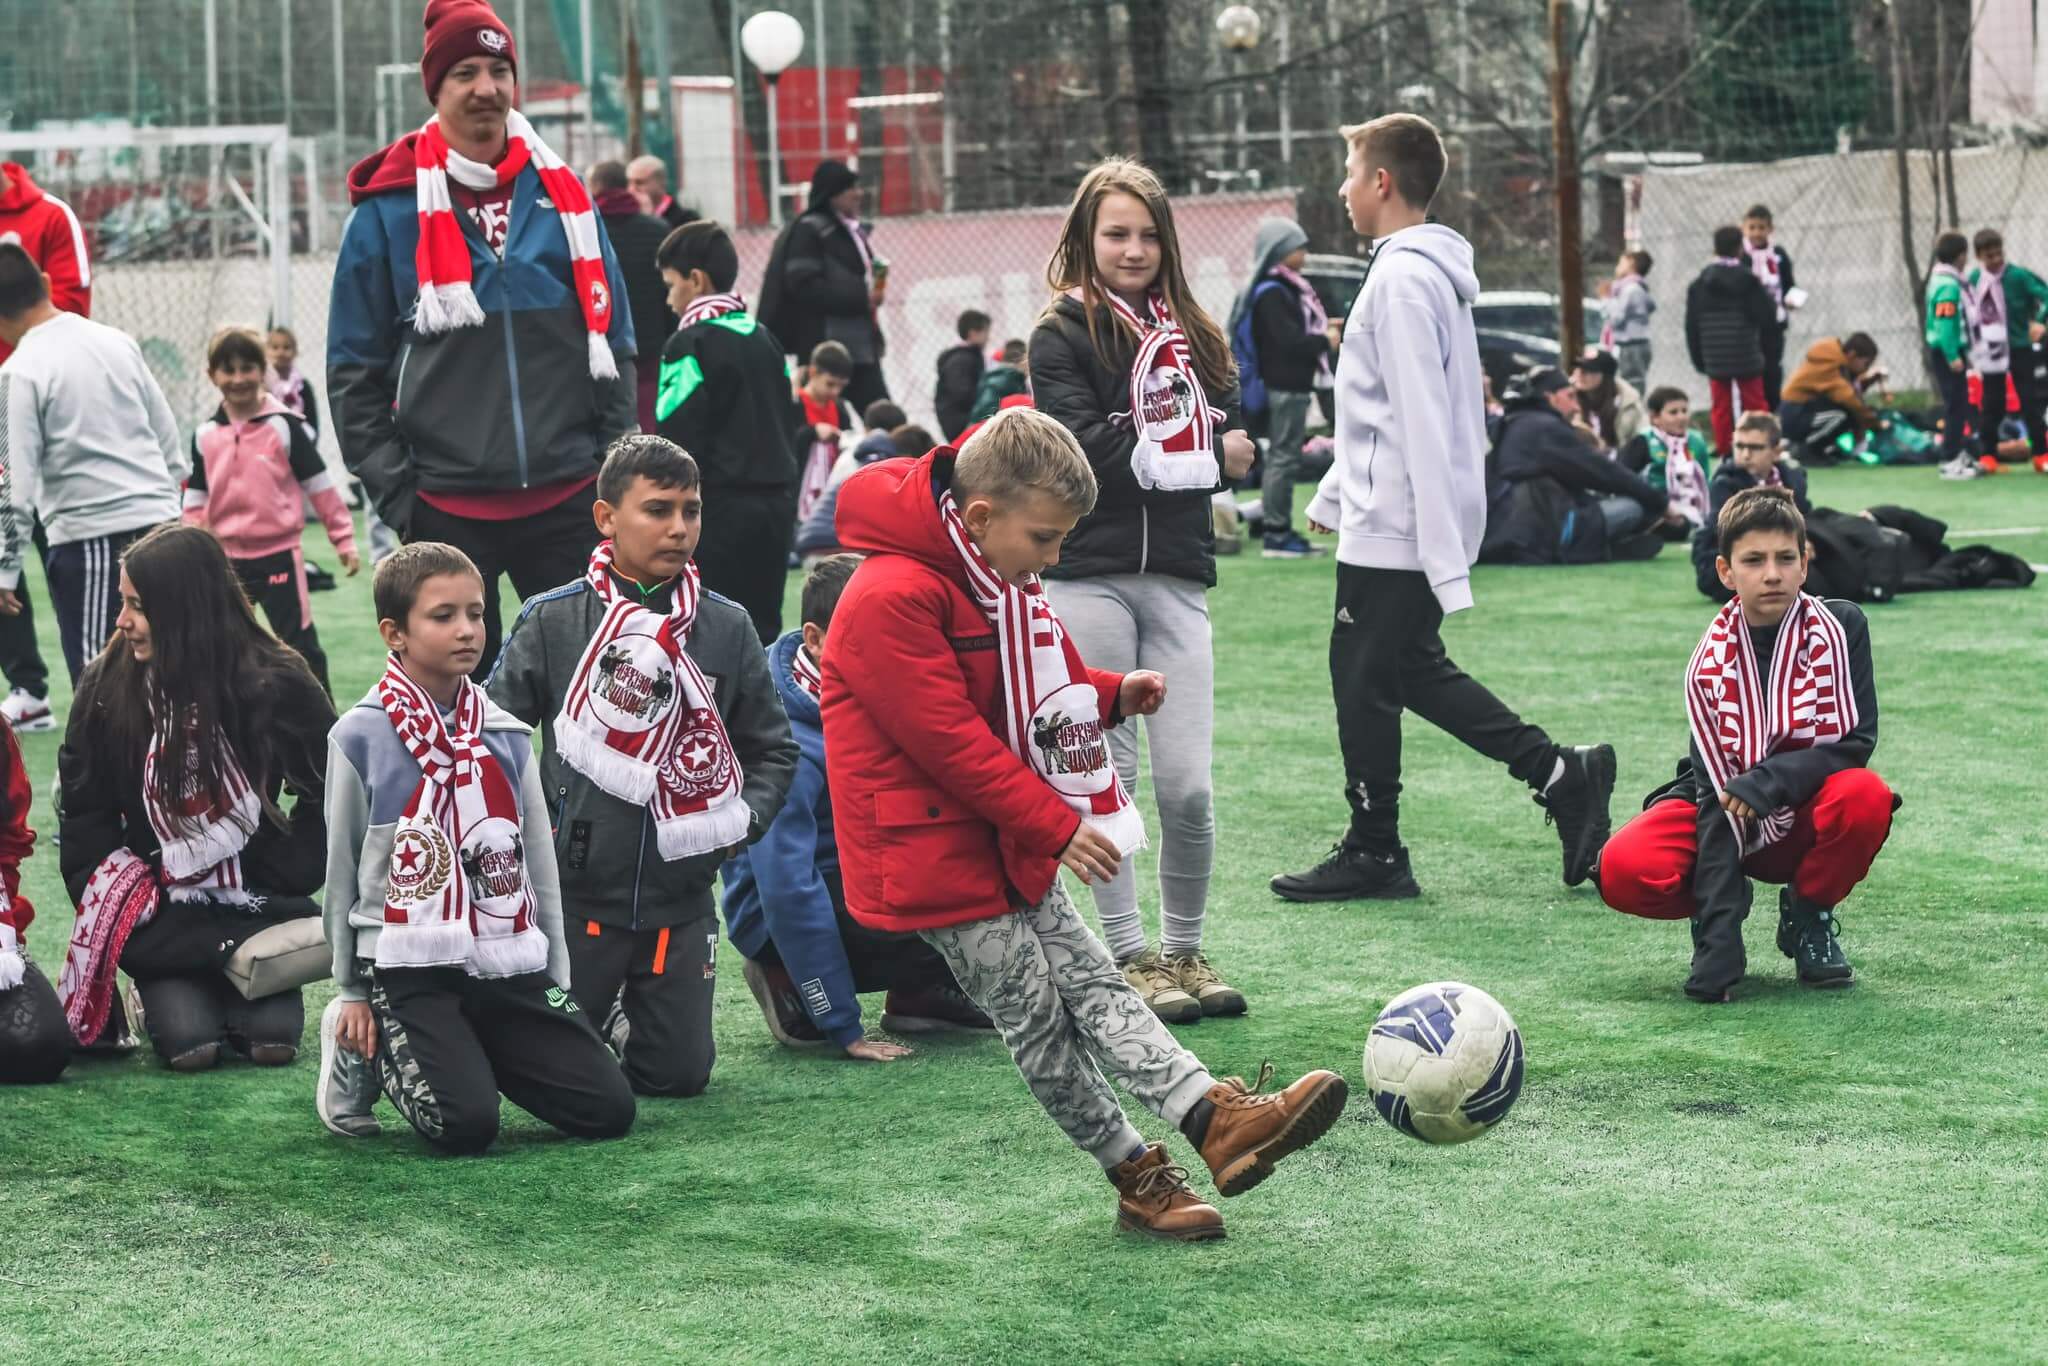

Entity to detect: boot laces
[1129,1158,1196,1200]
[1217,1060,1277,1106]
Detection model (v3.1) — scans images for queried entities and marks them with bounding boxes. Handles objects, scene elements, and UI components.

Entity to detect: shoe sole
[1269,877,1421,903]
[1562,745,1618,888]
[1197,991,1248,1018]
[1798,969,1855,988]
[1213,1074,1350,1198]
[877,1013,998,1034]
[1142,996,1203,1024]
[1116,1213,1226,1242]
[315,1003,379,1139]
[1260,549,1312,559]
[742,960,829,1049]
[4,715,54,733]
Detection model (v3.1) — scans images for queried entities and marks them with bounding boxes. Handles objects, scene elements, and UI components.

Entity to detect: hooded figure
[757,160,890,406]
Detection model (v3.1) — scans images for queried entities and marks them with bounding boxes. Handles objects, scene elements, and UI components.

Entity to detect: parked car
[1472,290,1607,393]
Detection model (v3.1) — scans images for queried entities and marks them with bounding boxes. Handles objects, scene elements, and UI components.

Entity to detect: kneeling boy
[489,435,796,1097]
[319,544,636,1151]
[722,554,993,1059]
[825,408,1346,1241]
[1599,488,1897,1001]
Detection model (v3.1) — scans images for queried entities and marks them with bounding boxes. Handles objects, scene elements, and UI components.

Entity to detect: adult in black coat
[590,160,676,431]
[757,160,890,410]
[1480,368,1674,565]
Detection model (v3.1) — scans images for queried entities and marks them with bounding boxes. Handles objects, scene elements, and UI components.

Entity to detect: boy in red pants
[824,408,1346,1241]
[1598,487,1897,1002]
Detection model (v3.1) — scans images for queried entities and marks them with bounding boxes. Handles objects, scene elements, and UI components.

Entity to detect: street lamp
[1216,6,1262,177]
[741,9,805,226]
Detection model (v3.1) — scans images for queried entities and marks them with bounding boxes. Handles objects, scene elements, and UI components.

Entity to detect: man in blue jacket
[721,555,991,1057]
[327,0,638,676]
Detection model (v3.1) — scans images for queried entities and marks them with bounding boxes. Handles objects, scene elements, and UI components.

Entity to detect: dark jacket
[1028,294,1244,587]
[328,135,638,537]
[656,308,800,493]
[1479,399,1669,565]
[1690,460,1813,600]
[934,343,985,441]
[58,658,333,908]
[1684,263,1776,379]
[969,362,1030,426]
[1250,280,1331,393]
[487,575,798,931]
[720,632,865,1048]
[596,193,676,369]
[758,173,883,365]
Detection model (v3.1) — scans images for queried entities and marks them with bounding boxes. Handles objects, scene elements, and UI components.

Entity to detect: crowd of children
[0,82,1927,1243]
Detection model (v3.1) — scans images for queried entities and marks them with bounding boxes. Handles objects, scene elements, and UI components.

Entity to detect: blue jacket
[721,632,860,1046]
[327,138,638,536]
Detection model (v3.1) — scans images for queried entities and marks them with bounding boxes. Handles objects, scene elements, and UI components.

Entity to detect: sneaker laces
[1167,951,1224,991]
[1124,953,1182,995]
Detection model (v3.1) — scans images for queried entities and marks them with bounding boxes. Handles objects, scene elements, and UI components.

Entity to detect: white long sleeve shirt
[0,312,186,588]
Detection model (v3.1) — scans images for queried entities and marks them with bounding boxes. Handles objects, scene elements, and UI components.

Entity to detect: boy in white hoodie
[1272,114,1617,903]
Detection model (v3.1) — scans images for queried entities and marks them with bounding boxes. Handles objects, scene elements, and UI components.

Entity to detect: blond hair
[952,407,1097,514]
[1339,113,1448,209]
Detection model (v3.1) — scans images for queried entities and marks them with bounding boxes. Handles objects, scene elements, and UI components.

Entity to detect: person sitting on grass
[824,405,1346,1242]
[722,554,993,1058]
[792,341,859,530]
[487,436,795,1099]
[59,525,333,1073]
[1690,411,1813,603]
[0,714,66,1084]
[1598,487,1896,1002]
[1618,386,1714,538]
[318,542,636,1151]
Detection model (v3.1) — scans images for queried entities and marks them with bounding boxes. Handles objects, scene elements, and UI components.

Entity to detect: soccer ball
[1363,981,1524,1145]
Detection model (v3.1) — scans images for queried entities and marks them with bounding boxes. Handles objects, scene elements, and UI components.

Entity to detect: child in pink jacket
[185,327,359,692]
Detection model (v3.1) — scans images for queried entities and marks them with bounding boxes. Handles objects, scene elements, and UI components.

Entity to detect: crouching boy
[1598,488,1897,1002]
[488,435,796,1097]
[318,543,636,1151]
[824,408,1346,1241]
[722,554,994,1058]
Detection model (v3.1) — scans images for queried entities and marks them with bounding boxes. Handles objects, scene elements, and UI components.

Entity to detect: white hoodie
[1305,223,1488,614]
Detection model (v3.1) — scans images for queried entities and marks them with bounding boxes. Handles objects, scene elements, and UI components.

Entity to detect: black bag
[1804,507,1911,603]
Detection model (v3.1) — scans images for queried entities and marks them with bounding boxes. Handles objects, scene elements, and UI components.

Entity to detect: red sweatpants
[1598,768,1894,920]
[1709,373,1768,456]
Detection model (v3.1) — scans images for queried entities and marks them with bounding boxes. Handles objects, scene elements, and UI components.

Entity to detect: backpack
[1804,507,1911,603]
[1230,280,1289,419]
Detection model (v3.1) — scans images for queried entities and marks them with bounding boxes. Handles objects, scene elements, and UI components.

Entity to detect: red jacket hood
[346,134,425,206]
[0,162,46,213]
[834,448,970,582]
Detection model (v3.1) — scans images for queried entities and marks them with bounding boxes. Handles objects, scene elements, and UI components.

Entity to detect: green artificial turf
[3,467,2044,1363]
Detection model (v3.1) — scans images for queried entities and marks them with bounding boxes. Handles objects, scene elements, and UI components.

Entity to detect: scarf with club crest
[1968,266,2012,374]
[556,544,750,861]
[57,850,158,1043]
[1658,428,1710,529]
[1093,287,1225,492]
[1685,592,1858,853]
[142,713,261,907]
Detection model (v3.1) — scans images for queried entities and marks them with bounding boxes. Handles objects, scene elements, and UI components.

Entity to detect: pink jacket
[184,397,356,561]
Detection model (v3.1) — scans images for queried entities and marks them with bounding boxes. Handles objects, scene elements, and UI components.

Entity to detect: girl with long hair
[1028,158,1256,1023]
[58,523,334,1071]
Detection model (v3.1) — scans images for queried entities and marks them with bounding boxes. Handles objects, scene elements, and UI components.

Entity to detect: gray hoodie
[1306,223,1489,614]
[1227,216,1310,336]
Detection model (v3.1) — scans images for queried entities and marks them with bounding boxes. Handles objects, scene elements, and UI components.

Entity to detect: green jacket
[1968,263,2048,331]
[1924,267,1966,364]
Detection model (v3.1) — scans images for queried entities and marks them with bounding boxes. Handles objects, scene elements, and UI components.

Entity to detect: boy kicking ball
[1598,488,1897,1001]
[824,408,1346,1241]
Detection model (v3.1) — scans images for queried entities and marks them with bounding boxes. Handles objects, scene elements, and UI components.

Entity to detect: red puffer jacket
[822,450,1124,932]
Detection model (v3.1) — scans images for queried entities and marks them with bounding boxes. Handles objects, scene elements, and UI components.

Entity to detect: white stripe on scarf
[790,642,822,701]
[1660,429,1710,529]
[1268,262,1334,389]
[142,713,259,907]
[1096,288,1225,492]
[679,291,748,329]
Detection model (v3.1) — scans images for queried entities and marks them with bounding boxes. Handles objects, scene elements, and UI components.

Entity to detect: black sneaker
[1610,532,1666,561]
[1270,844,1421,902]
[1533,744,1616,887]
[741,957,829,1048]
[880,983,997,1034]
[1789,900,1854,987]
[1775,887,1798,958]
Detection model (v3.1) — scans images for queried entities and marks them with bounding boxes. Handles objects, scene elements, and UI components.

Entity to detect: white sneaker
[1939,454,1983,480]
[316,996,383,1138]
[0,688,54,733]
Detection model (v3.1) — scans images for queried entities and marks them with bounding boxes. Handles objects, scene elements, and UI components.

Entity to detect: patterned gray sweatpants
[919,883,1216,1167]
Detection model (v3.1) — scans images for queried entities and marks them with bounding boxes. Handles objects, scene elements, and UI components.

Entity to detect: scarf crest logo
[387,824,454,906]
[1026,684,1115,799]
[659,715,735,799]
[457,819,529,912]
[477,27,508,51]
[589,279,609,314]
[588,629,676,729]
[1140,370,1195,434]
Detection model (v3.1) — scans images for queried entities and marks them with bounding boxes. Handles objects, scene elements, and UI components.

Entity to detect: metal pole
[281,0,294,130]
[1548,0,1584,359]
[938,0,955,211]
[815,0,828,162]
[333,0,347,153]
[389,0,401,66]
[1277,6,1292,166]
[1888,2,1919,321]
[580,0,596,152]
[1234,53,1248,175]
[515,0,527,63]
[767,74,784,227]
[269,132,293,329]
[206,0,220,124]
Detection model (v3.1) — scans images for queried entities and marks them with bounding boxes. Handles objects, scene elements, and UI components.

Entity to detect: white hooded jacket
[1306,223,1489,614]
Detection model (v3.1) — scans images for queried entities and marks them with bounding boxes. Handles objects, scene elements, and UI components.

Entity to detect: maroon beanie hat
[421,0,518,101]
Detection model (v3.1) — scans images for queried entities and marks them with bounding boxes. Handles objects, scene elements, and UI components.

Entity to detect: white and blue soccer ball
[1363,981,1524,1145]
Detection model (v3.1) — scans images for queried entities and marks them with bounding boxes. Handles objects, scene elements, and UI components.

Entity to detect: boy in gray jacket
[488,435,796,1098]
[1271,114,1616,904]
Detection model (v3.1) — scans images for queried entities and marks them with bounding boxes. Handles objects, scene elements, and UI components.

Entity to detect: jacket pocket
[873,787,998,915]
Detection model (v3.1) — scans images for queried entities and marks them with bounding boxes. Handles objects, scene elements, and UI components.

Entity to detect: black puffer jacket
[1684,264,1775,378]
[1028,294,1243,587]
[1480,398,1668,565]
[758,166,884,365]
[598,201,676,366]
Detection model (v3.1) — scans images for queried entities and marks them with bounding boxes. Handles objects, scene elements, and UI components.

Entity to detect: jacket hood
[347,133,425,206]
[833,449,965,581]
[1372,223,1480,304]
[807,159,859,212]
[1804,336,1848,370]
[769,632,821,729]
[0,163,45,213]
[1228,217,1311,332]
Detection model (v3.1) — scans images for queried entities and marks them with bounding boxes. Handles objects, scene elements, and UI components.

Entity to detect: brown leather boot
[1110,1142,1225,1241]
[1194,1063,1349,1197]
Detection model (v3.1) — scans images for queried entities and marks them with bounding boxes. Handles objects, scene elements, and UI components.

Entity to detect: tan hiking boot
[1110,1142,1224,1241]
[1122,947,1201,1024]
[1195,1062,1349,1197]
[1167,951,1247,1017]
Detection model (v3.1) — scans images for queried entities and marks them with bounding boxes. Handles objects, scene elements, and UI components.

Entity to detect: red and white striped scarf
[1968,266,2011,373]
[556,544,750,861]
[1659,428,1710,528]
[796,390,844,525]
[141,716,260,907]
[790,642,822,702]
[679,291,748,329]
[1269,262,1334,389]
[1685,593,1857,853]
[58,850,158,1043]
[1094,288,1224,492]
[410,109,617,380]
[938,487,1144,854]
[376,657,547,978]
[1743,239,1785,321]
